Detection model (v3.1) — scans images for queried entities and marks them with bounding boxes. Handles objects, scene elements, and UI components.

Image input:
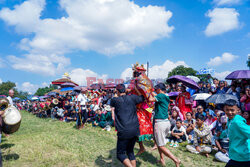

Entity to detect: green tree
[0,81,29,100]
[17,91,29,100]
[35,85,57,96]
[167,65,197,78]
[0,81,17,96]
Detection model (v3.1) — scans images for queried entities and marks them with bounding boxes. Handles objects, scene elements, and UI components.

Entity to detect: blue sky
[0,0,249,93]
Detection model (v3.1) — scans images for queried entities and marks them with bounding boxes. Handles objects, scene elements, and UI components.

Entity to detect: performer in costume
[130,63,154,155]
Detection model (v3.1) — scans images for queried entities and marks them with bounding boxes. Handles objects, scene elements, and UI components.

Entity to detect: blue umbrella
[73,86,81,91]
[205,94,238,104]
[60,87,74,92]
[47,92,57,96]
[13,97,20,101]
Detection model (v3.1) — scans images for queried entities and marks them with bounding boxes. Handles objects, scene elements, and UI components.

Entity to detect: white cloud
[70,68,108,86]
[205,8,240,36]
[207,52,238,66]
[18,82,40,94]
[0,0,45,34]
[213,71,231,80]
[0,0,174,75]
[7,54,70,76]
[213,0,242,6]
[0,78,2,84]
[0,57,4,68]
[121,60,188,80]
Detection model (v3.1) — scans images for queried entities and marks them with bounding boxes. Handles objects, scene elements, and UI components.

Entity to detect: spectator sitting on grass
[195,105,206,119]
[170,107,181,130]
[87,105,96,124]
[169,119,187,147]
[186,113,212,158]
[93,109,106,128]
[215,115,230,163]
[204,109,217,127]
[183,112,195,143]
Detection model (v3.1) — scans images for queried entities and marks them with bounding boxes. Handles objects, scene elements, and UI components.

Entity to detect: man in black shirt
[110,84,144,167]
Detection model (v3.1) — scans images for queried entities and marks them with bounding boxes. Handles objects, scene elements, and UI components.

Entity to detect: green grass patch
[1,111,225,167]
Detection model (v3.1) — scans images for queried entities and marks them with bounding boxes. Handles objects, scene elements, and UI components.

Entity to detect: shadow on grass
[2,153,19,161]
[95,145,160,167]
[95,148,116,167]
[134,148,159,166]
[1,143,15,149]
[95,148,143,167]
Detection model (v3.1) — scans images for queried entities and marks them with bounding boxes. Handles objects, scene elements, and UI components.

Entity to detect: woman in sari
[130,63,154,155]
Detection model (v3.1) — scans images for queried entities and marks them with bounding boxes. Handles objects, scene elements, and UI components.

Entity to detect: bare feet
[151,145,158,151]
[157,159,165,166]
[175,159,181,167]
[205,154,209,158]
[136,148,145,156]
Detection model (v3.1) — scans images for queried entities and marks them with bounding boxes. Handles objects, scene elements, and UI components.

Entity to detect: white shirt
[93,104,100,112]
[173,125,187,139]
[76,93,88,107]
[7,96,13,106]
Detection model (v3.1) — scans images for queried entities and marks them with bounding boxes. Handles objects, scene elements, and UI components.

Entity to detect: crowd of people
[12,67,250,167]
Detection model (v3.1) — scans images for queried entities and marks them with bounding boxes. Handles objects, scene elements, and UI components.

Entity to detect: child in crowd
[224,99,250,167]
[170,107,181,130]
[169,119,187,147]
[183,112,195,143]
[186,114,212,158]
[204,109,217,127]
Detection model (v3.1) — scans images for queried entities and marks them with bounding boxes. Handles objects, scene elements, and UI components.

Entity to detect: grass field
[1,111,225,167]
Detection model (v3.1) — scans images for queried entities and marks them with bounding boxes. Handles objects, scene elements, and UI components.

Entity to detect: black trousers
[81,109,88,124]
[116,136,137,163]
[225,159,250,167]
[77,109,88,126]
[169,130,186,143]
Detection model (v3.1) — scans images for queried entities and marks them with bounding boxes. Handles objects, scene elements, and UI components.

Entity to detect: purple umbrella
[225,70,250,80]
[167,75,199,89]
[73,86,81,91]
[47,92,57,96]
[167,92,180,97]
[61,82,77,87]
[39,95,49,99]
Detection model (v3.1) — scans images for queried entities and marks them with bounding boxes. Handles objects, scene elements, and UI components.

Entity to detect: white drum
[2,105,22,134]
